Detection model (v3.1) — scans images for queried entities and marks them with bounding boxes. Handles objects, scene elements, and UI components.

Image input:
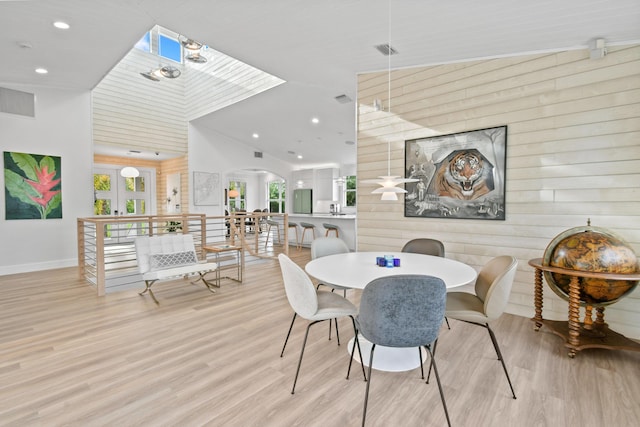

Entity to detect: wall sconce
[120,166,140,178]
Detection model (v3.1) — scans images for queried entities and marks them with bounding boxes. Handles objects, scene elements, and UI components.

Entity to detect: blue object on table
[394,258,401,267]
[385,255,394,268]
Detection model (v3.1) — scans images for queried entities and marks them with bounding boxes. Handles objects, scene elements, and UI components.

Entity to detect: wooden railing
[77,213,292,296]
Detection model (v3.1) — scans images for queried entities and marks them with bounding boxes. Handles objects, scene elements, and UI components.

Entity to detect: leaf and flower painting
[4,151,62,220]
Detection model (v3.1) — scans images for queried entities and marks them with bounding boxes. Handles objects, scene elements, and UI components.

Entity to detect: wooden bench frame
[134,234,218,304]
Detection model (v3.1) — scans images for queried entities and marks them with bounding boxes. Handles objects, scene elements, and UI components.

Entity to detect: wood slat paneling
[356,44,640,339]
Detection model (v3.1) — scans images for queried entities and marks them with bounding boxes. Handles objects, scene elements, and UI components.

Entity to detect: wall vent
[254,151,263,158]
[374,43,398,56]
[334,94,352,104]
[0,87,35,117]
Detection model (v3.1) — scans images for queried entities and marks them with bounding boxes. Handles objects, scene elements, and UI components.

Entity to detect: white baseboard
[0,259,77,276]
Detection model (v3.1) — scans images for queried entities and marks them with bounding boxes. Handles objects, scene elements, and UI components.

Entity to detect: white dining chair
[277,254,366,394]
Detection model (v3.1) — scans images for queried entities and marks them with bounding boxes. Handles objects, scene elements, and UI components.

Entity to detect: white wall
[0,86,93,275]
[188,123,293,215]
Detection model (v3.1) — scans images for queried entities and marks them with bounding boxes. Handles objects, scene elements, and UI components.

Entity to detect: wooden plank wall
[92,48,188,156]
[356,44,640,338]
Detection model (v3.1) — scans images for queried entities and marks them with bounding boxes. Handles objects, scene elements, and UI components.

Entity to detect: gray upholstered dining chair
[443,255,518,399]
[350,274,450,427]
[277,254,366,394]
[401,238,450,329]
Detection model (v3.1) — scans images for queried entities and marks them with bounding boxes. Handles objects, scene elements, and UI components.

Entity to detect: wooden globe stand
[528,258,640,358]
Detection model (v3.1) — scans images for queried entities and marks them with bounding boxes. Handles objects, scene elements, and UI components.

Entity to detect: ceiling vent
[0,87,35,117]
[374,43,398,56]
[334,94,352,104]
[254,151,263,158]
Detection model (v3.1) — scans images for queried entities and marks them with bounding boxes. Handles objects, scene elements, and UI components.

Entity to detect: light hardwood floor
[1,249,639,427]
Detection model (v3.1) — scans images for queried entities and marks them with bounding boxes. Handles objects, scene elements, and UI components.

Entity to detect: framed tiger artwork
[404,125,507,220]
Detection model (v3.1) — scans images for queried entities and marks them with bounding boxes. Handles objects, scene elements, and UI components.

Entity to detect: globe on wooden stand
[529,220,640,357]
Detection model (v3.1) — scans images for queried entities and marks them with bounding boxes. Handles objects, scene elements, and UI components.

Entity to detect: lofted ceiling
[1,0,639,168]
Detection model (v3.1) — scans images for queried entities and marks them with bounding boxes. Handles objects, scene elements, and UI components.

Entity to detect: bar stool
[288,221,300,250]
[264,219,281,248]
[322,223,339,238]
[299,222,316,247]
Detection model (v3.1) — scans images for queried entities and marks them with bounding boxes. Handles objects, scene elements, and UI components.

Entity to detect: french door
[93,166,155,242]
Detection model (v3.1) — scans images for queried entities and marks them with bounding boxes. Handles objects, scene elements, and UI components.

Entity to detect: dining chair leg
[486,324,517,399]
[424,345,451,427]
[334,318,340,345]
[445,316,451,329]
[425,338,439,384]
[346,317,367,381]
[316,284,340,343]
[419,347,425,379]
[361,343,376,427]
[280,312,297,357]
[291,319,321,394]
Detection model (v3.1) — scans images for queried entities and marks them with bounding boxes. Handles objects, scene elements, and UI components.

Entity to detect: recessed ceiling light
[252,133,259,139]
[311,117,319,124]
[35,68,48,74]
[297,155,303,159]
[53,21,70,30]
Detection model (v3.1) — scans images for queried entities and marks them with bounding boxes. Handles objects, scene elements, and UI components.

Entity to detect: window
[134,28,183,64]
[158,34,181,63]
[94,173,112,215]
[134,32,151,52]
[345,175,356,207]
[124,176,147,215]
[268,180,286,213]
[228,181,246,212]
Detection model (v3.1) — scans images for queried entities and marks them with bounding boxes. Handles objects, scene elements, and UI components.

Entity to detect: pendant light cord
[387,0,392,177]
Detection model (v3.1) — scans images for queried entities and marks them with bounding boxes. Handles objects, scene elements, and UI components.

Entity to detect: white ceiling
[1,0,639,168]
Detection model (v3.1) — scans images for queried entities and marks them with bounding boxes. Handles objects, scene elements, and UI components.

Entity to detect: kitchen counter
[285,213,356,250]
[289,213,356,219]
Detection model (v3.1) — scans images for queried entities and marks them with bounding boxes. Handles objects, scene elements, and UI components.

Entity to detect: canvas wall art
[193,171,220,206]
[404,126,507,220]
[4,151,62,220]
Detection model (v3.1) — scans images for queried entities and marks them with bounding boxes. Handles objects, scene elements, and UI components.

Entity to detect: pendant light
[120,166,140,178]
[361,1,417,201]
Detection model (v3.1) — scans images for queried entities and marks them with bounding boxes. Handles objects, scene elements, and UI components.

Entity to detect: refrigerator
[293,189,312,214]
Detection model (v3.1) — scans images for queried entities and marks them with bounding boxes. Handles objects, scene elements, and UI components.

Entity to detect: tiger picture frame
[404,125,507,220]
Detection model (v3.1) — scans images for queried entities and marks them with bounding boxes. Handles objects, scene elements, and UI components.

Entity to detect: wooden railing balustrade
[77,212,291,296]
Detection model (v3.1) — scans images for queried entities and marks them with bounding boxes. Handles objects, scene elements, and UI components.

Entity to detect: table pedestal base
[348,336,426,372]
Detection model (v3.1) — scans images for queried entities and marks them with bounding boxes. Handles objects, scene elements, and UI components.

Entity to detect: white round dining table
[305,251,477,290]
[305,251,478,372]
